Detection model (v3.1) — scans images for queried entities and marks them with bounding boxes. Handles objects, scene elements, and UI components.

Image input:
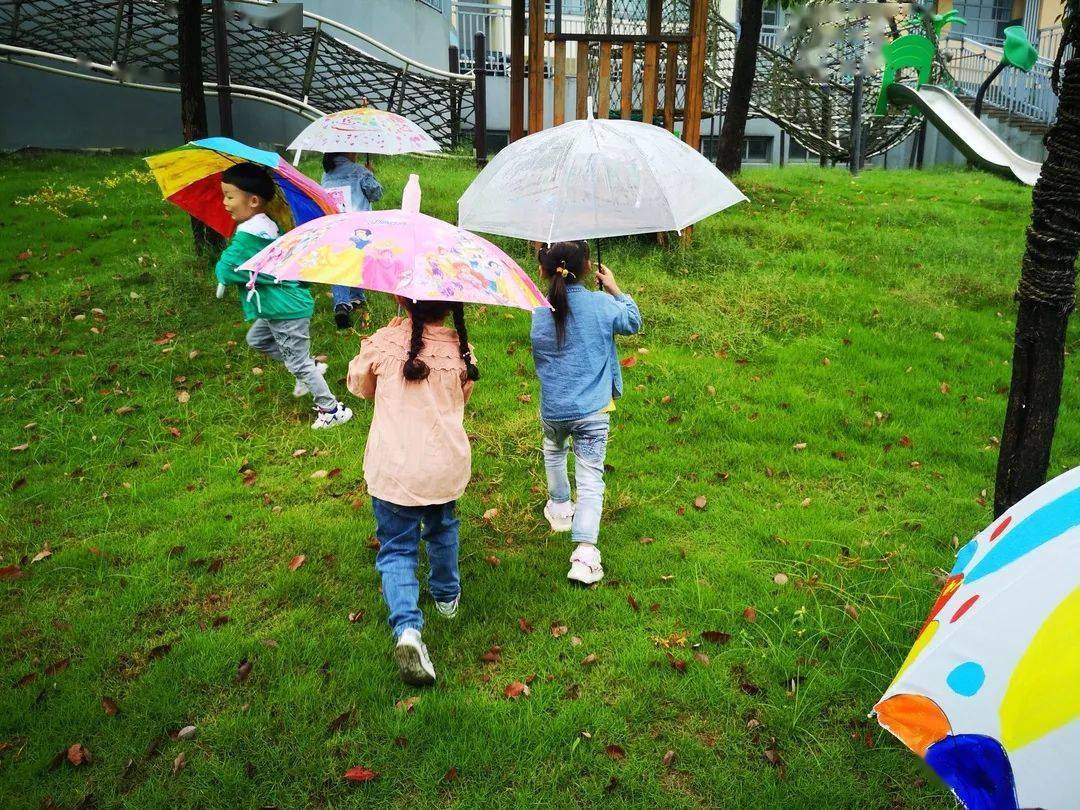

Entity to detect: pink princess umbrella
[237,176,547,311]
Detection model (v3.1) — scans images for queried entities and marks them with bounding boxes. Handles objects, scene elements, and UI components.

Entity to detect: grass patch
[1,152,1077,807]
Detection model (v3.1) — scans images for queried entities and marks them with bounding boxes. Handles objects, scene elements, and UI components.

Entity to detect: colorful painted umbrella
[145,137,340,237]
[237,177,547,312]
[874,466,1080,810]
[287,107,441,157]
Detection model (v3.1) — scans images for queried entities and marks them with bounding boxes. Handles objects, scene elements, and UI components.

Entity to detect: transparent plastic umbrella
[458,98,747,244]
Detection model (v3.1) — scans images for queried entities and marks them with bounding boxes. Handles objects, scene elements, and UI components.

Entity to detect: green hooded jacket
[215,215,314,322]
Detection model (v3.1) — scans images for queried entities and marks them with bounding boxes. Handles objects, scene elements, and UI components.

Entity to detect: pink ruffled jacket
[347,317,475,506]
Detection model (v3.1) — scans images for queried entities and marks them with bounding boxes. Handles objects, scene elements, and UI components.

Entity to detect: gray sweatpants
[245,318,337,410]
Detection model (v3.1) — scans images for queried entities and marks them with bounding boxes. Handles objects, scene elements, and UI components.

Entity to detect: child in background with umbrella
[321,151,384,329]
[531,241,641,585]
[215,162,353,430]
[347,299,480,685]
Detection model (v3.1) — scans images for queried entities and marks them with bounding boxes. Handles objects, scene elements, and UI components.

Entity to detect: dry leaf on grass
[343,765,378,782]
[288,555,306,571]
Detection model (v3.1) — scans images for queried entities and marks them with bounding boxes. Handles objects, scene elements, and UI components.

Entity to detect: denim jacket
[531,286,642,421]
[321,155,383,212]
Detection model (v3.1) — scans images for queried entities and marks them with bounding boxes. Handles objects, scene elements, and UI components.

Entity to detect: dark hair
[538,240,588,348]
[401,300,480,383]
[322,152,350,174]
[221,162,275,203]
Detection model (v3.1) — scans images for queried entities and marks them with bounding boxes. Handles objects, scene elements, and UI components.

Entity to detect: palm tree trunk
[994,51,1080,515]
[177,0,220,251]
[715,0,764,175]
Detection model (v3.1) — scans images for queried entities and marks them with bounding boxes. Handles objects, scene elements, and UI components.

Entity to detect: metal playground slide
[887,83,1041,186]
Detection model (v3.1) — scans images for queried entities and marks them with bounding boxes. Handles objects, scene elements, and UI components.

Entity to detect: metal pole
[473,31,488,168]
[449,44,461,148]
[819,83,829,168]
[779,129,786,167]
[210,0,233,137]
[915,118,926,169]
[848,71,863,176]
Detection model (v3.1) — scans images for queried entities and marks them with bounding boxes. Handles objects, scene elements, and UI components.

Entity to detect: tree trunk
[715,0,764,175]
[177,0,221,251]
[994,52,1080,515]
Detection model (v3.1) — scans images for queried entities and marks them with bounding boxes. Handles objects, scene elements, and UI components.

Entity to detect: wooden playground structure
[507,0,711,149]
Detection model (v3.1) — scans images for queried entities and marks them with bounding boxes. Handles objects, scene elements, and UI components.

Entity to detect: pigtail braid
[402,315,430,381]
[451,302,480,381]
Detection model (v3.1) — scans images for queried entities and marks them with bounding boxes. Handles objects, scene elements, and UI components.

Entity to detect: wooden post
[510,0,526,141]
[642,0,661,125]
[528,0,545,135]
[682,0,709,150]
[210,0,233,137]
[663,43,677,131]
[620,43,633,119]
[473,32,488,167]
[597,41,612,119]
[575,41,589,119]
[553,40,567,125]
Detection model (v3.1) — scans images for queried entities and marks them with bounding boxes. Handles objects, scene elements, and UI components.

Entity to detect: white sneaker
[311,402,353,430]
[544,499,575,532]
[394,628,436,686]
[293,361,328,398]
[568,543,604,585]
[434,595,459,619]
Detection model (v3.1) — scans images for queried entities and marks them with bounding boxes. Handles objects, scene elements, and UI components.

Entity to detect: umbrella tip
[587,96,594,120]
[402,174,422,214]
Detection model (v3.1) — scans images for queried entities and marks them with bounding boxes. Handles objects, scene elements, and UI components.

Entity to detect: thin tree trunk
[715,0,764,175]
[177,0,221,251]
[994,52,1080,515]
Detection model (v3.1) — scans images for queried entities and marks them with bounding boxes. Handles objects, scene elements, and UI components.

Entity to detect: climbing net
[0,0,474,148]
[580,0,946,160]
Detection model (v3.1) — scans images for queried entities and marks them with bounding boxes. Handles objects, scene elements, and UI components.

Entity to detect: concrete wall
[0,0,452,151]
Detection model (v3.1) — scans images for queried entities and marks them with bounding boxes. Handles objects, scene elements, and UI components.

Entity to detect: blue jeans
[332,285,366,307]
[372,497,460,638]
[541,412,610,545]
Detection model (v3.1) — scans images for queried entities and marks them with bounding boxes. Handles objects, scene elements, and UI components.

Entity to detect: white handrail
[238,0,473,82]
[0,44,324,119]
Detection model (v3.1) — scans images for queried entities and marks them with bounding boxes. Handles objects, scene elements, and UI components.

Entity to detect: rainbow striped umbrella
[145,137,340,237]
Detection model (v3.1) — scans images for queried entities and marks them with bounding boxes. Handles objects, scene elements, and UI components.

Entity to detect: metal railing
[942,34,1059,124]
[451,1,594,76]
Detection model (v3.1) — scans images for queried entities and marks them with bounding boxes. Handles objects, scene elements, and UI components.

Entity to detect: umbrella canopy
[287,107,441,156]
[457,104,747,242]
[874,467,1080,810]
[237,186,547,312]
[145,137,340,237]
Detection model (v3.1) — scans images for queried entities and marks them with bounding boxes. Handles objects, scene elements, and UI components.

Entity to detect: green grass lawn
[2,151,1077,808]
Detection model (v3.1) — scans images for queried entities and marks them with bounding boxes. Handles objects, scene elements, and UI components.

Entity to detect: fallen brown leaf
[693,495,707,511]
[444,766,459,782]
[31,545,51,564]
[518,617,534,634]
[0,565,24,580]
[288,555,306,571]
[236,657,252,682]
[627,594,639,612]
[101,697,118,716]
[328,709,353,734]
[482,508,498,522]
[662,749,676,768]
[581,653,599,667]
[605,744,625,760]
[743,607,758,623]
[67,744,91,766]
[395,695,421,713]
[343,765,378,782]
[550,623,568,638]
[701,630,731,644]
[844,604,860,621]
[479,645,502,663]
[504,681,529,699]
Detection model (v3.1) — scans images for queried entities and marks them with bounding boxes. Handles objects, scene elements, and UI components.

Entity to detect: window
[743,135,772,162]
[417,0,443,10]
[952,0,1017,40]
[787,140,818,162]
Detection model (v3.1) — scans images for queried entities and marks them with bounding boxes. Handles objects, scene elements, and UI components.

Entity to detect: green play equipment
[875,34,936,116]
[972,26,1040,118]
[931,9,967,38]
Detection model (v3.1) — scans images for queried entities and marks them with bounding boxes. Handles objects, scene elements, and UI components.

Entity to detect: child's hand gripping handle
[595,263,622,297]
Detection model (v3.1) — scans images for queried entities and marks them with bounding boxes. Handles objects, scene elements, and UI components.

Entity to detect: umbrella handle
[594,239,602,290]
